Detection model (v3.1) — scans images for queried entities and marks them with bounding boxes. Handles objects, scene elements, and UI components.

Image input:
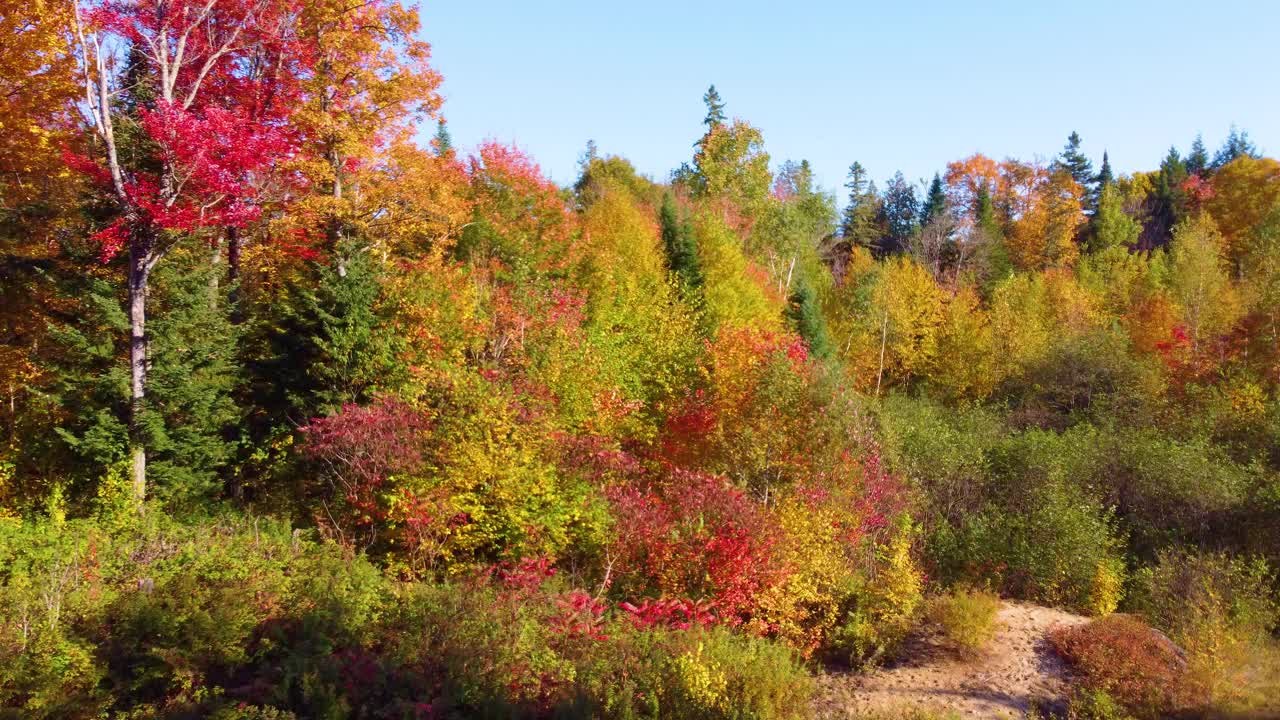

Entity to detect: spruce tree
[1095,151,1114,189]
[1146,147,1188,249]
[1186,134,1208,176]
[973,182,1012,290]
[840,162,881,249]
[702,84,726,129]
[1058,131,1095,189]
[1212,125,1260,169]
[878,171,919,256]
[785,277,831,359]
[432,119,453,156]
[920,173,947,226]
[660,193,703,290]
[48,246,243,507]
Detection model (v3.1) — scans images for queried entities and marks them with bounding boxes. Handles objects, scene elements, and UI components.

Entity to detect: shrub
[926,588,1001,656]
[1049,614,1191,719]
[824,519,924,667]
[1063,689,1138,720]
[382,560,813,720]
[606,470,785,624]
[1127,550,1280,715]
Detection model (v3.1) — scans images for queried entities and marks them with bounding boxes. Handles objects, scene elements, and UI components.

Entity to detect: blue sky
[418,0,1277,196]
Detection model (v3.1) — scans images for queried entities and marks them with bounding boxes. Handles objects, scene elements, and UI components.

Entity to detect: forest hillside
[2,1,1279,718]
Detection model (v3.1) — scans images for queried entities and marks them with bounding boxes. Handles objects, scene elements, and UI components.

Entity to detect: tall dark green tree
[785,277,831,359]
[1186,134,1208,176]
[702,84,726,129]
[878,171,919,256]
[659,192,703,291]
[1212,126,1260,168]
[1142,147,1189,250]
[1058,132,1094,186]
[243,251,407,433]
[1095,151,1114,190]
[1058,131,1096,212]
[973,182,1012,291]
[920,173,947,226]
[47,246,243,509]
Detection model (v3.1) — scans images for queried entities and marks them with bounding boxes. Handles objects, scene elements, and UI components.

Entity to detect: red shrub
[1050,614,1192,718]
[301,398,431,547]
[606,469,785,624]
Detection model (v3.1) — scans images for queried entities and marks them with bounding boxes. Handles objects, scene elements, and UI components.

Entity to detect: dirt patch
[814,601,1090,718]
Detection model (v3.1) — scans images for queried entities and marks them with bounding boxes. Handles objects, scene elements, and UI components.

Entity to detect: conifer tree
[432,119,453,156]
[1212,126,1260,169]
[879,172,919,255]
[973,182,1012,290]
[785,277,831,358]
[1186,134,1208,176]
[920,173,947,226]
[1144,147,1189,250]
[840,162,881,248]
[702,84,727,129]
[1095,151,1114,190]
[1058,131,1095,189]
[660,193,703,290]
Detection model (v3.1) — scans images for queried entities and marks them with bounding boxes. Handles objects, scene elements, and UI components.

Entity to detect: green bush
[926,588,1001,656]
[929,479,1125,613]
[1063,689,1138,720]
[1127,550,1280,715]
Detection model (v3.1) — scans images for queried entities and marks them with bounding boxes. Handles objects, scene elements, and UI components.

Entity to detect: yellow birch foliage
[1204,157,1280,266]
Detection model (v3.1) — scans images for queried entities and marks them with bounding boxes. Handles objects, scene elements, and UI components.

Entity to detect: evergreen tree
[973,182,1012,291]
[878,171,919,256]
[1186,134,1208,176]
[702,84,726,129]
[1212,125,1260,169]
[1143,147,1188,250]
[244,251,407,429]
[48,246,242,508]
[432,119,453,156]
[920,173,947,226]
[840,162,881,248]
[1057,131,1095,190]
[660,192,703,290]
[1095,151,1114,189]
[785,277,831,359]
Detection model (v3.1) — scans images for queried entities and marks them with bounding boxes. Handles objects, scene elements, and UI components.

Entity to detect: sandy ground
[813,601,1091,719]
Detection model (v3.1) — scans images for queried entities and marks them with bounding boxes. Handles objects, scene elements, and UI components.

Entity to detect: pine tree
[785,277,831,359]
[702,84,726,129]
[920,173,947,226]
[432,119,453,156]
[1057,131,1095,189]
[1186,134,1208,176]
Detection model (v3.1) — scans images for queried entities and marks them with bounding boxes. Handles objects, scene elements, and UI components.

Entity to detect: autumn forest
[2,0,1279,718]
